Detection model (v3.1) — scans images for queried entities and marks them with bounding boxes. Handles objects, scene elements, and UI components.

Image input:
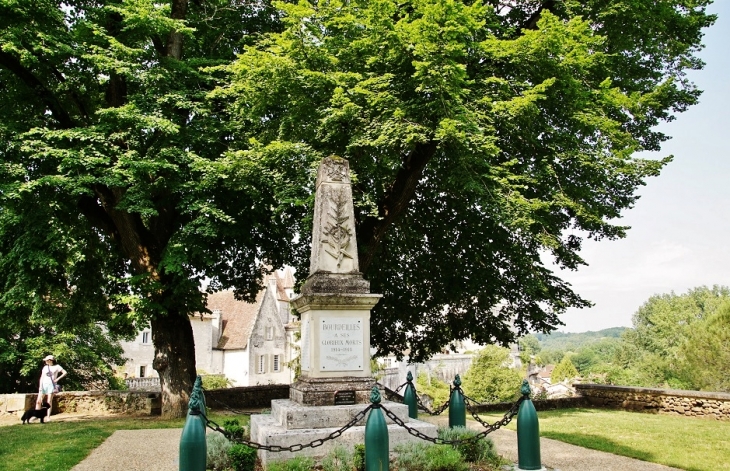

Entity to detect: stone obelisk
[250,156,436,465]
[290,155,381,405]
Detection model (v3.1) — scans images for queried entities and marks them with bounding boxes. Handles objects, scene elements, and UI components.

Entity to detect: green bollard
[180,377,207,471]
[517,380,542,470]
[403,371,418,419]
[448,375,466,428]
[365,386,389,471]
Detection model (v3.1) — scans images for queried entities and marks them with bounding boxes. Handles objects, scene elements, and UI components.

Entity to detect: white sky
[554,1,730,333]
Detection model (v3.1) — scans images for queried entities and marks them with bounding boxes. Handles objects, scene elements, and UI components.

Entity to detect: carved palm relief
[321,188,354,267]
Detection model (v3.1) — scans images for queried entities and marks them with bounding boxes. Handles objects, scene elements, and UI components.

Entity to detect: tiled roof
[280,267,295,289]
[265,271,290,302]
[206,290,264,350]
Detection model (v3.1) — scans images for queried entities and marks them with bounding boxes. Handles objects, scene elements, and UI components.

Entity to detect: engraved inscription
[320,317,364,371]
[334,390,356,405]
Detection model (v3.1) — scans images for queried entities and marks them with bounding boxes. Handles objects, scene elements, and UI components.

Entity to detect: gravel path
[67,417,684,471]
[71,428,182,471]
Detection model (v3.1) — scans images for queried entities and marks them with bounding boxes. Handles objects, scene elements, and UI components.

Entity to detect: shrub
[223,418,249,440]
[201,374,231,390]
[267,456,316,471]
[206,432,233,471]
[437,426,497,463]
[353,444,365,471]
[227,444,257,471]
[321,445,353,471]
[394,441,466,471]
[394,441,430,471]
[424,445,468,471]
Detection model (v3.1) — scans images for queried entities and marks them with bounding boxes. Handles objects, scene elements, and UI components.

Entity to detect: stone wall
[0,385,289,417]
[205,385,290,410]
[574,384,730,420]
[0,391,161,416]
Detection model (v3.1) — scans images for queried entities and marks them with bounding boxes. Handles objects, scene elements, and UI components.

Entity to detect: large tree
[218,0,715,361]
[0,0,308,416]
[0,0,716,414]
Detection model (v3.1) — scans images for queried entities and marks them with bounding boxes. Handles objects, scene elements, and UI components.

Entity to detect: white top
[40,364,66,386]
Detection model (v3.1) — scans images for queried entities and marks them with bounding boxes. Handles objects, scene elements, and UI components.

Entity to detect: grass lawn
[0,412,247,471]
[482,408,730,471]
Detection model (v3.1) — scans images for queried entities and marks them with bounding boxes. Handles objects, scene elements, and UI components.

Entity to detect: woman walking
[36,355,67,422]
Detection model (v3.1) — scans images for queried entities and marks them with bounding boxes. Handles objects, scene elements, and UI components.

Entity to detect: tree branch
[166,0,189,59]
[358,141,438,273]
[0,50,75,129]
[517,0,557,36]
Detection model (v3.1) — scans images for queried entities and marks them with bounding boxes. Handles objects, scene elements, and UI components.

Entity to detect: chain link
[381,398,523,445]
[202,389,255,416]
[203,405,374,452]
[415,389,451,416]
[463,395,525,430]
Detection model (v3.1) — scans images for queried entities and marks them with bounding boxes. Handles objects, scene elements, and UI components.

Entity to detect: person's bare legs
[44,393,53,421]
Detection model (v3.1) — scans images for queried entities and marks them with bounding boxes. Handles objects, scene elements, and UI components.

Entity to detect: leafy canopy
[218,0,715,361]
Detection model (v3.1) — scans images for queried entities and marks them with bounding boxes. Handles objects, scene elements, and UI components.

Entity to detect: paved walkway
[68,418,684,471]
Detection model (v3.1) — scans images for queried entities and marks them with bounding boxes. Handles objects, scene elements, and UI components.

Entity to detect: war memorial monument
[250,156,437,464]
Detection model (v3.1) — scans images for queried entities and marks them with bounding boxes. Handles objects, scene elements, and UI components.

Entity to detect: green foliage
[267,456,316,471]
[201,375,231,390]
[677,301,730,392]
[536,328,628,352]
[353,444,365,471]
[393,441,467,471]
[223,418,248,441]
[227,443,257,471]
[518,334,542,365]
[416,372,451,408]
[437,426,497,463]
[0,0,716,406]
[551,355,579,383]
[0,325,128,393]
[615,286,730,389]
[462,346,522,403]
[321,445,353,471]
[206,432,233,471]
[218,0,715,363]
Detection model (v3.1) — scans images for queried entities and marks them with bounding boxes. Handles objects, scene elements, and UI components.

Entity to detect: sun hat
[43,355,55,361]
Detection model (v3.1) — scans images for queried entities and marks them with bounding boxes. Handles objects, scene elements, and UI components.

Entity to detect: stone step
[270,399,413,430]
[251,415,439,465]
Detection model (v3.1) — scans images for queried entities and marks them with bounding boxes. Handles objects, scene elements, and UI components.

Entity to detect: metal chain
[381,400,522,445]
[463,395,525,430]
[201,389,254,416]
[415,389,451,416]
[203,404,374,452]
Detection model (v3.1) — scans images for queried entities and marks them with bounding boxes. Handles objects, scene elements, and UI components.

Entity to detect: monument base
[290,376,376,406]
[250,399,439,465]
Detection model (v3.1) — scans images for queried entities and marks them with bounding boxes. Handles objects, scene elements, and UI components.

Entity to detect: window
[142,331,150,344]
[140,366,146,378]
[266,326,274,341]
[273,355,280,372]
[258,355,265,374]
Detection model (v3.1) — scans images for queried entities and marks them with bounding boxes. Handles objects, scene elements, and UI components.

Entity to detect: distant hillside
[535,327,628,352]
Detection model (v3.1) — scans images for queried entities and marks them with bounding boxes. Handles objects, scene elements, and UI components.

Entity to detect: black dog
[21,402,51,424]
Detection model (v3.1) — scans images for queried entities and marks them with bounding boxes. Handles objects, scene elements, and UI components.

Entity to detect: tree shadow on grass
[541,431,700,471]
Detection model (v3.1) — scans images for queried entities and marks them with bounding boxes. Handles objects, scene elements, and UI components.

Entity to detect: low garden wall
[0,391,161,416]
[574,383,730,420]
[0,384,289,417]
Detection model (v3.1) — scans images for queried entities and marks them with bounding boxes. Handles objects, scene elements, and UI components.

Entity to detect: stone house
[119,269,299,387]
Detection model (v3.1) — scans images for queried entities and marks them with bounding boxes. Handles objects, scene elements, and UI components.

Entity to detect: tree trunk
[151,309,197,418]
